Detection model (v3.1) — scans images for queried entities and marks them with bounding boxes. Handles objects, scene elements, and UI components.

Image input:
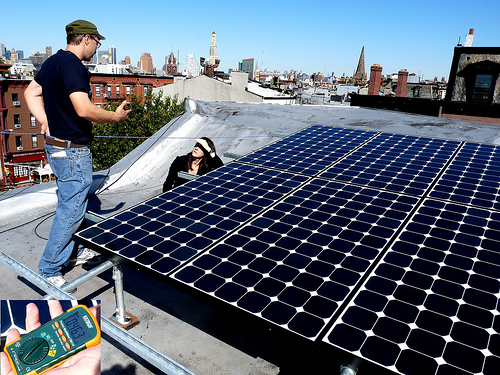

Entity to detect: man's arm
[24,80,49,135]
[70,91,130,124]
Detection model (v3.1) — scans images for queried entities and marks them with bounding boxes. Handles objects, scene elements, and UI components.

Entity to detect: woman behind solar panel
[162,137,224,193]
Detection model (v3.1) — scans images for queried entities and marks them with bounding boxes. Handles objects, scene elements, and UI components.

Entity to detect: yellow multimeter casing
[4,304,100,375]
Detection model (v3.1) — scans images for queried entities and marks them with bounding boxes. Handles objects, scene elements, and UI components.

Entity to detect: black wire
[2,112,185,241]
[90,112,183,196]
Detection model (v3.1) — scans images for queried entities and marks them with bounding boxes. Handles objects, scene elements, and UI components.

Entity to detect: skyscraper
[140,52,153,73]
[108,45,117,64]
[185,54,199,78]
[238,58,254,79]
[209,31,218,66]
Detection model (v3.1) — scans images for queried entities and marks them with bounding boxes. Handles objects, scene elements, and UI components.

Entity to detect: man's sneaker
[65,248,104,267]
[45,275,77,293]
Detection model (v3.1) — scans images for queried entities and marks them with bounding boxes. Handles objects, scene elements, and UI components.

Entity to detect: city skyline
[1,0,499,79]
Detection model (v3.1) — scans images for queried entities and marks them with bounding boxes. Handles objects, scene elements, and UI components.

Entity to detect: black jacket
[162,153,224,192]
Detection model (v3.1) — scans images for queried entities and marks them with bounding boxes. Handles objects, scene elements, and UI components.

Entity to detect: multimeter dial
[18,337,49,364]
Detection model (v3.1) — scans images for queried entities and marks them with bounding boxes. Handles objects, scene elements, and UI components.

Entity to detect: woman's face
[192,143,205,158]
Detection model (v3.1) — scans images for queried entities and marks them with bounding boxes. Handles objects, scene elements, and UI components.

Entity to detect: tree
[91,91,184,171]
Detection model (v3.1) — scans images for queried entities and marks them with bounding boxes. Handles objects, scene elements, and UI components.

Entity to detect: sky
[1,0,499,80]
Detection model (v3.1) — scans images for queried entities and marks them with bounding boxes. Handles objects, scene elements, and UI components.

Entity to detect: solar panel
[74,125,500,375]
[320,133,460,196]
[323,199,500,375]
[75,162,308,277]
[238,125,377,175]
[430,142,500,210]
[172,180,419,340]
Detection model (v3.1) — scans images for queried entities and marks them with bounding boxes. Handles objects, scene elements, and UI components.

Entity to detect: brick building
[0,71,174,188]
[0,78,46,187]
[90,73,174,107]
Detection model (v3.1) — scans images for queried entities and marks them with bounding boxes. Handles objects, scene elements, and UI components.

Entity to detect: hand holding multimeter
[1,301,100,375]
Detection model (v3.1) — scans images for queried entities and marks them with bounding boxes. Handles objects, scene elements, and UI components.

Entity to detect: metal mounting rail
[0,249,196,375]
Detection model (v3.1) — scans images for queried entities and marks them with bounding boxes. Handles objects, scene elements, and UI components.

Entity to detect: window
[32,135,38,148]
[116,86,120,96]
[472,74,493,102]
[12,93,19,106]
[30,115,36,127]
[144,86,149,95]
[126,86,131,96]
[108,85,112,97]
[13,165,29,177]
[457,60,500,104]
[412,86,421,98]
[14,114,21,128]
[16,136,22,149]
[95,85,101,97]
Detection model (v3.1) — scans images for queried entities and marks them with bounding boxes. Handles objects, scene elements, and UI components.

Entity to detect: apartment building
[0,78,45,187]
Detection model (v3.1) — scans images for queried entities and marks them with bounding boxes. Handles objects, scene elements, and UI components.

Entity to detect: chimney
[396,69,408,97]
[368,64,383,95]
[464,28,475,47]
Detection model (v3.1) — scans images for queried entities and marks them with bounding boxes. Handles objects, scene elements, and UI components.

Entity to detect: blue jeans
[39,144,92,277]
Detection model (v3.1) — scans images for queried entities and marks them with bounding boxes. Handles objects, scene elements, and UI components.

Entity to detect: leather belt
[45,137,89,148]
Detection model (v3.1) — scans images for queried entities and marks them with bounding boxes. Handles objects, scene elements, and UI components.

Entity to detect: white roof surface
[1,99,500,374]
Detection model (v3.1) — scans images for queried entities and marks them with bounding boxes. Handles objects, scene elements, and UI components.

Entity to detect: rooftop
[1,99,499,374]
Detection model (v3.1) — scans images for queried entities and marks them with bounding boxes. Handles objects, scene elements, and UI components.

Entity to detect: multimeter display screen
[63,312,91,345]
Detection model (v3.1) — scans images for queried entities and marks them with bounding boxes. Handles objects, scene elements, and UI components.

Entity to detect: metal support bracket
[110,263,139,329]
[340,363,358,375]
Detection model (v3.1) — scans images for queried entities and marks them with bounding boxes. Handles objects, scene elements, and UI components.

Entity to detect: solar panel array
[75,125,500,375]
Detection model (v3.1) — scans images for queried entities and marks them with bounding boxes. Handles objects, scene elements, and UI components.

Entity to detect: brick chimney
[368,64,383,95]
[396,69,409,97]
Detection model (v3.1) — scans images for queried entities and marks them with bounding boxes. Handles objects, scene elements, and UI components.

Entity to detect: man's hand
[114,100,131,123]
[0,301,101,375]
[70,92,130,124]
[40,123,50,136]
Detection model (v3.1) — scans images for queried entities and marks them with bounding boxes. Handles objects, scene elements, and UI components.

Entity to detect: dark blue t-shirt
[35,49,92,144]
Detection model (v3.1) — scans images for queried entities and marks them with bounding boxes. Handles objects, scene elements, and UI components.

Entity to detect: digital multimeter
[4,305,100,375]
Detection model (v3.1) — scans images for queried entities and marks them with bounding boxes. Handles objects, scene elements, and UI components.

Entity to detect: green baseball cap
[65,20,105,40]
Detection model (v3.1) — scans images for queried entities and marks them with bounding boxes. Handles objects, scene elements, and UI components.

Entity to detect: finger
[89,304,101,326]
[47,300,64,319]
[6,327,21,344]
[25,303,41,331]
[2,328,21,375]
[0,351,14,375]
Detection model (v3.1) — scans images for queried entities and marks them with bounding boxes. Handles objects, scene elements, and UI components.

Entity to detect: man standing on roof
[24,20,130,289]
